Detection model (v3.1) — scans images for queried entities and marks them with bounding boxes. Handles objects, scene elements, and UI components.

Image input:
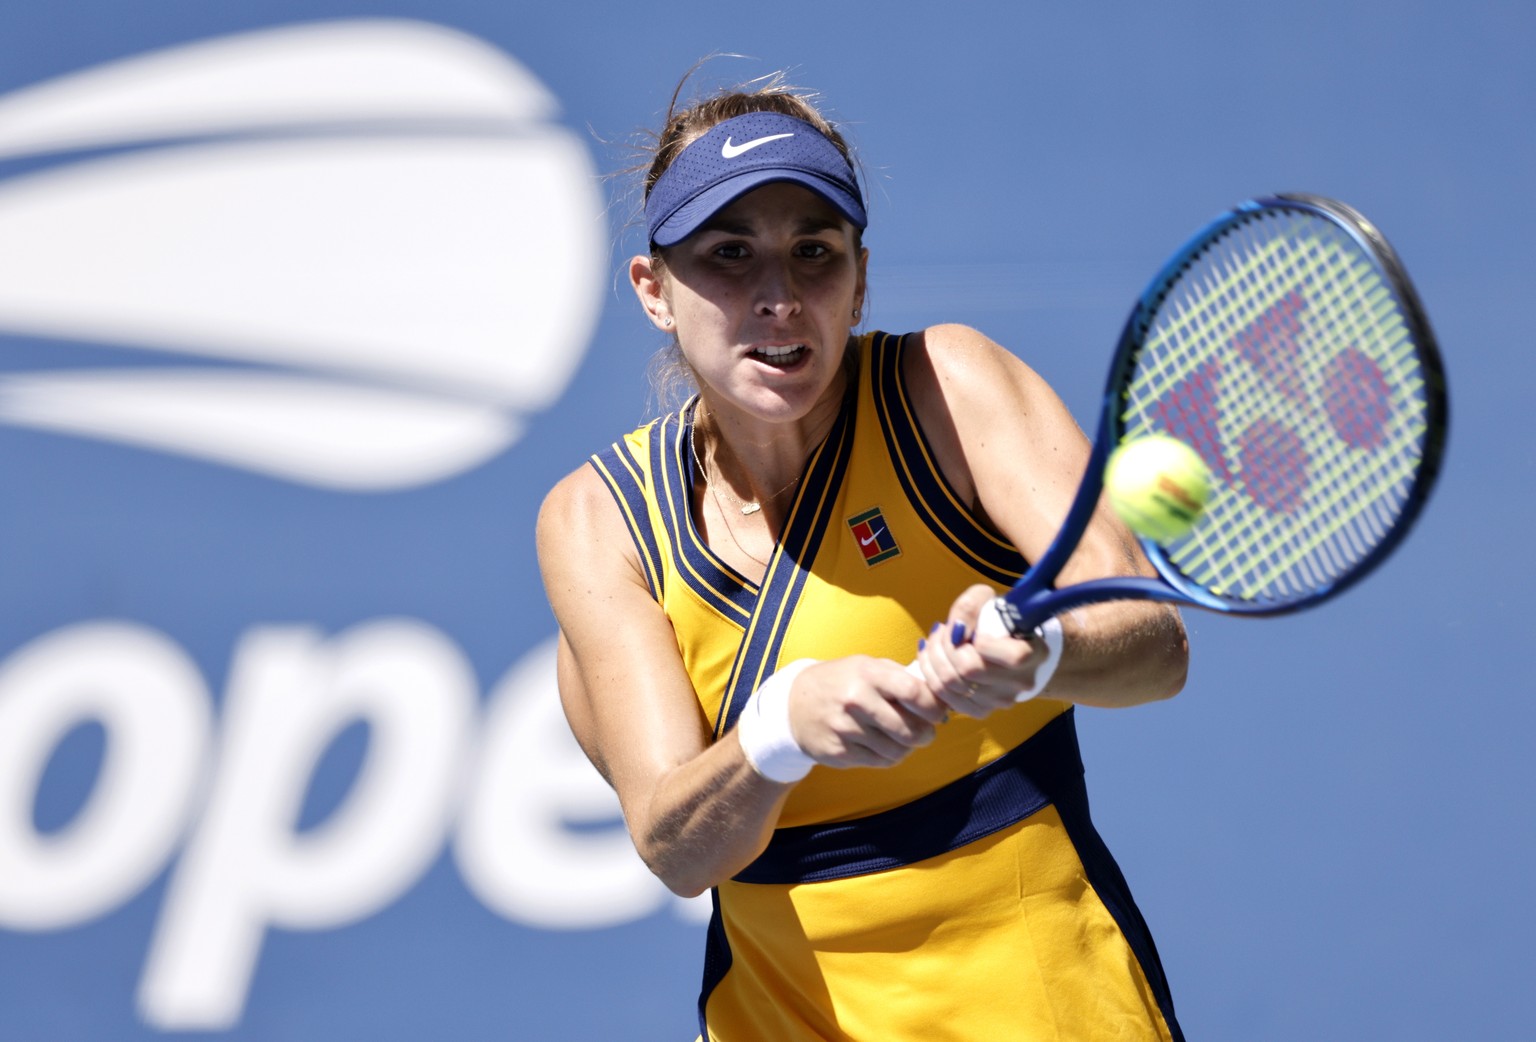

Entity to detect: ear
[629,254,673,331]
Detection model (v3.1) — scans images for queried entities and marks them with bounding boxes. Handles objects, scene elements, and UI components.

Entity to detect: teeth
[755,344,805,358]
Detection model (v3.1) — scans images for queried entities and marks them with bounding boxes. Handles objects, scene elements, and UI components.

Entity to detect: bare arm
[537,467,785,896]
[905,323,1189,709]
[538,465,945,896]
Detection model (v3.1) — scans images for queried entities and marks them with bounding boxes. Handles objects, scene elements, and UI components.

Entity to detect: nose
[753,256,801,320]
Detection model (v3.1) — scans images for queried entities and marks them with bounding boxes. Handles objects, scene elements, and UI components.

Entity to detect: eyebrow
[698,213,846,237]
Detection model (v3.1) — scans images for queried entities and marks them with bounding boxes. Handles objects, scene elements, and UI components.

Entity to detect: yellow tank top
[592,331,1065,824]
[590,331,1180,1042]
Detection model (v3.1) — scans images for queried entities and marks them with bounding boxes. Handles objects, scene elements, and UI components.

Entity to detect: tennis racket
[977,193,1448,641]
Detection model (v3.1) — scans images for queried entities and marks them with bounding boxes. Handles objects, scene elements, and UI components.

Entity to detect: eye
[796,241,833,260]
[711,242,748,260]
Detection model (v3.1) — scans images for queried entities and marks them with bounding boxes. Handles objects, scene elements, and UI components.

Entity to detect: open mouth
[750,344,808,369]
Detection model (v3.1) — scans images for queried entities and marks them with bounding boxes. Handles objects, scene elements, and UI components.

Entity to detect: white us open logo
[0,19,605,491]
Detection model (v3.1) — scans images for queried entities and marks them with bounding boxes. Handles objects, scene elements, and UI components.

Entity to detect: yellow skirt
[698,712,1180,1042]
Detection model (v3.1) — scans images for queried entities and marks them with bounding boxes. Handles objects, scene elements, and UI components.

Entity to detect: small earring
[662,316,673,327]
[852,308,861,321]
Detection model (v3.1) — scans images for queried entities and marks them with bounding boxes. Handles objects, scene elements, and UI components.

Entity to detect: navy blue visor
[645,111,866,247]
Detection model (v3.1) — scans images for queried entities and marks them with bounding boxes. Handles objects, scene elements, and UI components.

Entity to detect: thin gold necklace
[690,423,773,567]
[689,410,802,516]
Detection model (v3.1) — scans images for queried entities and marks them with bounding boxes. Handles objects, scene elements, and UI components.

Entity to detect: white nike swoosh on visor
[721,132,793,158]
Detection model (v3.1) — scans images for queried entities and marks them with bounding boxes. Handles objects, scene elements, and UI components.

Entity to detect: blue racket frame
[993,194,1449,637]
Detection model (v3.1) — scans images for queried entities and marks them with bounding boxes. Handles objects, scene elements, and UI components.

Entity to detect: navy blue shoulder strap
[589,431,666,602]
[870,330,1029,585]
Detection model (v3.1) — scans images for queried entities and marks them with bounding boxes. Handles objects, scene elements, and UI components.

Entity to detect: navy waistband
[733,708,1084,885]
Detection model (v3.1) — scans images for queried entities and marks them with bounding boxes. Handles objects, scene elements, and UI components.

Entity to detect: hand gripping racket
[978,193,1448,642]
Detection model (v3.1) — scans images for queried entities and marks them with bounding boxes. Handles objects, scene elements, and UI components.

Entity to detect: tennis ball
[1105,435,1212,542]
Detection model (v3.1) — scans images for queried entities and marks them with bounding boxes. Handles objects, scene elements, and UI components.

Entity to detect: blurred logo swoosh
[0,19,604,491]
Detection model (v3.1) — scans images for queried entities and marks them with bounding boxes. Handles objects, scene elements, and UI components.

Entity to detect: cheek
[809,273,862,318]
[676,295,736,333]
[670,275,740,319]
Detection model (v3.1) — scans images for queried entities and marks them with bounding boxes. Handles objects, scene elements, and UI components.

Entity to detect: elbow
[635,824,770,899]
[663,876,712,901]
[1113,608,1189,706]
[641,849,722,900]
[1113,660,1184,708]
[631,832,708,898]
[626,757,784,896]
[632,827,730,899]
[1150,653,1188,703]
[1147,622,1190,703]
[1059,613,1190,709]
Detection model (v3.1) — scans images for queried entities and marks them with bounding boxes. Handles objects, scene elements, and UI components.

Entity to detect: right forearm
[630,731,791,898]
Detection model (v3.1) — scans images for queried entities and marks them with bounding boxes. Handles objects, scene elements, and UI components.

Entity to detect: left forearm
[1047,601,1188,707]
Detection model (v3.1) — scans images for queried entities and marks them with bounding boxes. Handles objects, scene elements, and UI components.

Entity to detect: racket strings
[1184,225,1422,598]
[1120,209,1431,605]
[1180,279,1415,596]
[1201,230,1411,588]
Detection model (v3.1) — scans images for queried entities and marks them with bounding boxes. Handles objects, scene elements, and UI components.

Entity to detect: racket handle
[976,597,1011,640]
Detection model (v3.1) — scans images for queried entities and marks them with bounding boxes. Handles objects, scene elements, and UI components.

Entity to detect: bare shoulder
[536,462,647,605]
[907,323,1048,395]
[913,321,1010,358]
[537,462,610,548]
[908,322,1082,436]
[899,324,1080,521]
[903,324,1072,448]
[537,464,599,561]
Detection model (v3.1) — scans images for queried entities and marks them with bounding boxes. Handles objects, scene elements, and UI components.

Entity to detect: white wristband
[1014,616,1064,702]
[736,659,817,784]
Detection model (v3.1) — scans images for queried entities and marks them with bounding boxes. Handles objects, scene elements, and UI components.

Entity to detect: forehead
[699,182,854,235]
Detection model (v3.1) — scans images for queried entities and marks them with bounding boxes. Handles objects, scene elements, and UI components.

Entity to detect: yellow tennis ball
[1105,435,1212,542]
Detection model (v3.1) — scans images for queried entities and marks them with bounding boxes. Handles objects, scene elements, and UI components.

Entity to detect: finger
[887,661,950,724]
[818,743,895,769]
[970,637,1038,683]
[840,725,912,765]
[912,624,952,689]
[926,664,992,719]
[914,629,971,714]
[923,619,969,679]
[916,617,1023,718]
[970,618,1056,697]
[804,718,906,768]
[848,699,936,749]
[944,584,994,633]
[896,690,950,725]
[932,622,994,703]
[935,689,987,718]
[892,704,939,745]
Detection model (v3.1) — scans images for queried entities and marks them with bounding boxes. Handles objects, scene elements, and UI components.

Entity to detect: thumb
[945,584,998,641]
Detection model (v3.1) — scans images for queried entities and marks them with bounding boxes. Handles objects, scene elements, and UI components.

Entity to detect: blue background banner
[1,3,1531,1039]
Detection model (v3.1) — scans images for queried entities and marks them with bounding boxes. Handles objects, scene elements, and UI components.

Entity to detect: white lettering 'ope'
[0,622,707,1031]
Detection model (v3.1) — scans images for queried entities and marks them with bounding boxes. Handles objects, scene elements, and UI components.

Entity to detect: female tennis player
[536,76,1190,1042]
